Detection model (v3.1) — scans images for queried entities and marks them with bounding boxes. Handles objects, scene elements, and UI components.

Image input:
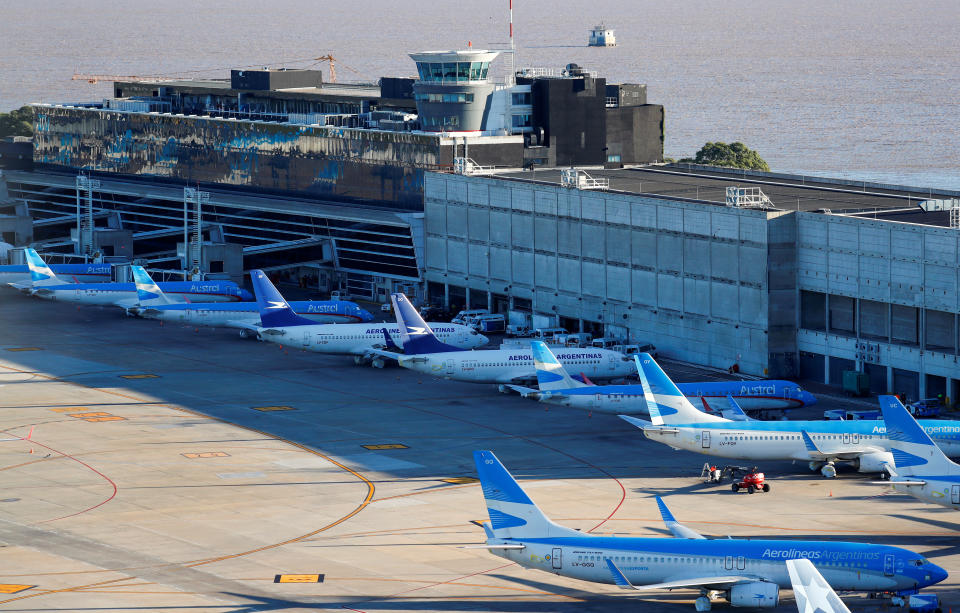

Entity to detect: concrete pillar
[444,283,449,309]
[886,365,894,395]
[824,355,830,385]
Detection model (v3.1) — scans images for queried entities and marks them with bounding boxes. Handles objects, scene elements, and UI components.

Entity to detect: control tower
[409,50,500,132]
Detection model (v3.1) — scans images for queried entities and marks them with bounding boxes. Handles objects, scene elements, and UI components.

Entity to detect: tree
[0,106,34,139]
[679,141,769,172]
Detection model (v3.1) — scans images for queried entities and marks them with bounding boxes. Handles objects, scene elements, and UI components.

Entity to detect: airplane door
[952,485,960,504]
[551,548,562,569]
[883,554,895,576]
[843,433,850,444]
[725,555,734,570]
[301,330,311,348]
[737,556,745,570]
[702,431,711,449]
[445,359,455,375]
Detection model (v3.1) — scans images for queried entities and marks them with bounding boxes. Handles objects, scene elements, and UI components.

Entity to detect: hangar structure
[422,166,960,402]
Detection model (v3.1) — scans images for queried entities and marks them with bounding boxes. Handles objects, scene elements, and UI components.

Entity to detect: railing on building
[560,168,609,190]
[725,186,773,208]
[605,96,619,108]
[453,157,499,176]
[515,67,557,78]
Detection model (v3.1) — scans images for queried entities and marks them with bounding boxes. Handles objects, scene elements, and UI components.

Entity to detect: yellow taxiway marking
[182,452,230,458]
[67,412,112,418]
[0,585,34,594]
[441,477,478,485]
[119,374,158,379]
[274,574,324,583]
[362,444,408,450]
[251,406,296,412]
[83,416,126,422]
[49,407,90,413]
[4,347,41,352]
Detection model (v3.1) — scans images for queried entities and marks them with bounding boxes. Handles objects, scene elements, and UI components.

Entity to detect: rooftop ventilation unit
[725,186,773,208]
[560,168,609,190]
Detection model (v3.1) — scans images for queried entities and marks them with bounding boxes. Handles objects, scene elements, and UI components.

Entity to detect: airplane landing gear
[808,461,823,472]
[695,596,712,611]
[239,329,254,339]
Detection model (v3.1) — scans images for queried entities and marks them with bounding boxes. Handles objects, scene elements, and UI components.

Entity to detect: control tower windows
[414,61,491,83]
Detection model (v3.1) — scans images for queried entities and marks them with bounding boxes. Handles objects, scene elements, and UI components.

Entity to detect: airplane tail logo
[390,293,461,354]
[634,354,726,424]
[880,395,956,474]
[473,450,579,540]
[531,341,588,391]
[131,266,173,305]
[24,249,62,287]
[250,270,316,328]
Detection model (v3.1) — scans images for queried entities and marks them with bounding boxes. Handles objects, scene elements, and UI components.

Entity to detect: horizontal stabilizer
[655,496,705,539]
[461,544,526,550]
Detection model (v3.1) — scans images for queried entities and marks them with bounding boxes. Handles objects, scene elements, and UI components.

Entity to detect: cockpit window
[910,558,929,566]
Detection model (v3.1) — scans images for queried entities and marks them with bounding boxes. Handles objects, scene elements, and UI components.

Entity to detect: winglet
[604,558,637,590]
[654,496,706,539]
[23,425,33,441]
[800,430,821,454]
[785,557,851,613]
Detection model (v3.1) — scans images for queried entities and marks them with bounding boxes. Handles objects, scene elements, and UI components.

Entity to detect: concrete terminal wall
[424,172,780,375]
[32,106,436,209]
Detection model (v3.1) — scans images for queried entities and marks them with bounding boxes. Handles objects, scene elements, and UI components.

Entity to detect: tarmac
[1,294,959,612]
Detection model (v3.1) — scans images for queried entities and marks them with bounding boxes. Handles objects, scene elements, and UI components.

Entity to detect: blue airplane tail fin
[250,270,317,327]
[24,249,64,287]
[131,266,175,305]
[473,450,580,540]
[531,341,588,391]
[880,395,956,475]
[721,395,752,421]
[391,293,461,354]
[635,354,726,425]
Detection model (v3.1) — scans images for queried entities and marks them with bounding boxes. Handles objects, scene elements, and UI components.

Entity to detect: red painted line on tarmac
[26,438,118,524]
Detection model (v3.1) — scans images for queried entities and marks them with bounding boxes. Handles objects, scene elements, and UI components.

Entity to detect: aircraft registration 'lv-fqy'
[877,395,960,510]
[509,341,816,415]
[388,293,635,384]
[470,450,946,611]
[8,249,251,307]
[620,354,960,478]
[248,271,485,363]
[129,267,373,332]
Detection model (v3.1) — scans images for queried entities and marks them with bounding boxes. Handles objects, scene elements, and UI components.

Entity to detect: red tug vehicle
[731,466,770,494]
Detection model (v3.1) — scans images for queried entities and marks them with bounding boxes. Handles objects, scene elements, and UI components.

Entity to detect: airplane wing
[258,328,288,337]
[871,479,927,486]
[363,347,402,361]
[224,320,261,331]
[112,298,138,309]
[797,430,885,461]
[461,544,526,550]
[786,557,851,613]
[605,559,755,591]
[655,496,705,539]
[504,384,541,398]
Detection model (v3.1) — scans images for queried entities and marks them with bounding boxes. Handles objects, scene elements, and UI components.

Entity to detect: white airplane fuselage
[889,478,960,510]
[398,348,634,384]
[258,323,485,355]
[33,285,241,306]
[140,305,362,327]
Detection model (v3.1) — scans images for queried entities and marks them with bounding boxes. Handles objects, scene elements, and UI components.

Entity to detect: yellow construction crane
[313,55,336,83]
[72,73,164,84]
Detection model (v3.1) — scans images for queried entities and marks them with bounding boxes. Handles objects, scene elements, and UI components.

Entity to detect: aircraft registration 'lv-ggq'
[248,270,485,363]
[620,354,960,478]
[8,249,251,307]
[389,293,635,384]
[509,341,816,415]
[470,450,946,611]
[877,394,960,510]
[128,267,373,332]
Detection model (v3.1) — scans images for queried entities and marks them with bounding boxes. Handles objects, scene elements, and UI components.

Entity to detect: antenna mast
[508,0,515,85]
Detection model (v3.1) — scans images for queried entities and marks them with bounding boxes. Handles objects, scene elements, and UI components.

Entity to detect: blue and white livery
[248,271,484,364]
[620,354,960,478]
[389,294,634,384]
[9,249,251,306]
[128,268,373,332]
[786,558,851,613]
[472,450,945,610]
[878,395,960,510]
[510,341,815,415]
[0,262,111,285]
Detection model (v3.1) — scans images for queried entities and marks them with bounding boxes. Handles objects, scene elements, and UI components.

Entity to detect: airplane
[785,558,851,613]
[127,267,373,333]
[876,394,960,510]
[0,261,112,285]
[8,249,251,307]
[388,293,635,384]
[509,341,816,415]
[248,270,485,363]
[619,354,960,478]
[470,449,946,611]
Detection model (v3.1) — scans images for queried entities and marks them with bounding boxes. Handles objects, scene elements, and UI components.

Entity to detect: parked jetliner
[620,354,960,478]
[0,262,111,285]
[786,558,851,613]
[249,271,484,362]
[9,249,250,306]
[388,294,634,384]
[510,341,816,414]
[877,395,960,510]
[471,450,945,611]
[128,267,373,332]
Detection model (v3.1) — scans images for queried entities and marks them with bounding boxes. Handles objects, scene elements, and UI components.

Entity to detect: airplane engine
[855,451,894,473]
[729,582,779,608]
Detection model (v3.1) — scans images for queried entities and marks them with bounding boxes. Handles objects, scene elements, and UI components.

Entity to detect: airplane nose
[929,563,949,586]
[800,390,818,406]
